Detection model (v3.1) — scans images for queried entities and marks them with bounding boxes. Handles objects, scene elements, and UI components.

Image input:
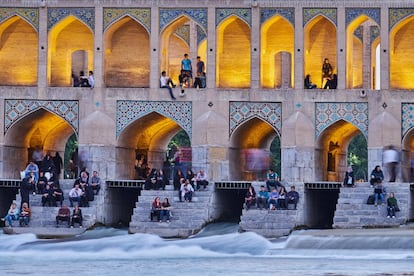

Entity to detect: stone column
[362,22,372,89]
[189,21,198,79]
[93,5,103,89]
[337,7,346,90]
[150,7,160,89]
[37,5,48,95]
[251,5,260,89]
[295,7,304,89]
[380,7,389,90]
[281,52,291,88]
[206,7,215,89]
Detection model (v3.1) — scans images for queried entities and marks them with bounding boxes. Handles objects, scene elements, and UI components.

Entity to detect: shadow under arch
[315,119,365,182]
[390,14,414,89]
[48,15,94,87]
[0,15,38,85]
[304,15,337,89]
[116,112,188,179]
[229,117,280,181]
[261,15,294,88]
[160,15,207,84]
[104,15,150,87]
[3,108,76,178]
[216,15,251,88]
[346,15,380,89]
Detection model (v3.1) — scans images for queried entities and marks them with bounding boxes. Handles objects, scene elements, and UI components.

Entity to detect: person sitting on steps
[374,179,386,206]
[150,197,162,221]
[244,185,256,210]
[71,205,83,228]
[386,192,399,218]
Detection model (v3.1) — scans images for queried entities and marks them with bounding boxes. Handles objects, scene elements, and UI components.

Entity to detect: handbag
[395,206,400,212]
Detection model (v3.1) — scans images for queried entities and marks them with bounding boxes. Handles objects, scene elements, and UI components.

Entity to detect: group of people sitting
[1,201,31,227]
[72,70,94,88]
[68,170,101,207]
[175,169,209,202]
[245,184,299,211]
[150,197,172,223]
[55,204,83,228]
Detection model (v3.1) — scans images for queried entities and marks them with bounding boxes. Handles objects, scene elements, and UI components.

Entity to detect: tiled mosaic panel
[4,100,79,135]
[401,103,414,138]
[159,8,207,33]
[116,101,192,138]
[103,8,151,33]
[303,8,337,27]
[229,102,281,136]
[354,26,363,43]
[370,26,380,44]
[389,8,414,31]
[315,102,368,138]
[260,7,295,27]
[345,8,380,27]
[48,8,95,32]
[175,25,190,46]
[197,25,206,46]
[0,8,38,31]
[216,8,251,27]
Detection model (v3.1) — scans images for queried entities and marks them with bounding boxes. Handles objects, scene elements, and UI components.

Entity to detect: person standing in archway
[322,58,333,88]
[383,145,399,182]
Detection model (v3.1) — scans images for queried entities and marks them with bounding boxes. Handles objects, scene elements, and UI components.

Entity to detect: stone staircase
[129,186,214,238]
[14,179,100,229]
[239,182,304,238]
[333,182,409,228]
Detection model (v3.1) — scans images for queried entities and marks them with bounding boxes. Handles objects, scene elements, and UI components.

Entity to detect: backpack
[367,194,375,205]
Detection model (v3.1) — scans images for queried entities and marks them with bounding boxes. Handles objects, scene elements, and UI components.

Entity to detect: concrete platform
[2,226,86,239]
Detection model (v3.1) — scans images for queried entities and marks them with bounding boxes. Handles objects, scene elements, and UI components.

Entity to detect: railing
[0,179,21,188]
[106,180,145,188]
[305,181,341,190]
[214,181,253,189]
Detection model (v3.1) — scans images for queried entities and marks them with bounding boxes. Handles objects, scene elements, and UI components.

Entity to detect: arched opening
[116,112,190,180]
[390,15,414,89]
[261,15,294,88]
[347,133,368,181]
[160,16,207,86]
[401,128,414,182]
[346,16,380,89]
[0,15,38,85]
[315,120,365,182]
[48,16,94,87]
[104,16,150,87]
[216,15,251,88]
[229,117,280,181]
[3,108,76,179]
[304,15,337,89]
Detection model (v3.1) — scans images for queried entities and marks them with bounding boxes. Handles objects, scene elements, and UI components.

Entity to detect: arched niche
[261,15,294,88]
[304,15,337,89]
[48,15,93,87]
[0,15,38,85]
[104,16,150,87]
[229,117,280,181]
[315,119,365,182]
[216,15,251,88]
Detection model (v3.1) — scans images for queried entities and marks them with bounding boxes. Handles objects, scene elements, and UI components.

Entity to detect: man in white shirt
[160,71,176,100]
[196,169,209,191]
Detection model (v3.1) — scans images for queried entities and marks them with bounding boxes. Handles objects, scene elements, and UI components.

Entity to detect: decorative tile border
[370,25,380,44]
[103,8,150,33]
[197,24,206,46]
[229,102,281,137]
[303,8,337,27]
[0,8,38,31]
[345,8,380,27]
[354,25,363,43]
[159,8,207,33]
[315,102,368,138]
[401,103,414,138]
[216,8,251,27]
[4,100,79,135]
[389,8,414,31]
[174,25,190,46]
[260,7,295,27]
[116,101,192,138]
[48,8,95,32]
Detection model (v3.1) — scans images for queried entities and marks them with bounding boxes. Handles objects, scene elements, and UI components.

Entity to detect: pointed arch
[390,14,414,89]
[216,15,251,88]
[0,15,38,85]
[261,15,294,88]
[104,15,150,87]
[304,15,337,88]
[48,15,94,87]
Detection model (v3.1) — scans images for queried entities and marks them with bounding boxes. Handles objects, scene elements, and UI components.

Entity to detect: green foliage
[64,134,78,178]
[167,130,191,161]
[347,133,368,181]
[270,137,281,177]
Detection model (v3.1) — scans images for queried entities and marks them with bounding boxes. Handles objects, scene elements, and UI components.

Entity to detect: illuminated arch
[0,15,38,85]
[216,15,251,88]
[261,15,294,88]
[104,15,150,87]
[48,15,94,87]
[390,15,414,89]
[304,15,337,88]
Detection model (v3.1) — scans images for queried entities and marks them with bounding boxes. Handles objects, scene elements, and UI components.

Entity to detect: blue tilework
[48,8,95,32]
[216,8,251,27]
[0,8,38,31]
[103,8,151,33]
[260,7,295,27]
[389,8,414,31]
[160,8,207,33]
[303,8,337,27]
[345,8,380,27]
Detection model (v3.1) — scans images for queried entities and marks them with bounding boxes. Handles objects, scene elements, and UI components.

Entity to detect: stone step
[238,228,292,238]
[128,226,197,238]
